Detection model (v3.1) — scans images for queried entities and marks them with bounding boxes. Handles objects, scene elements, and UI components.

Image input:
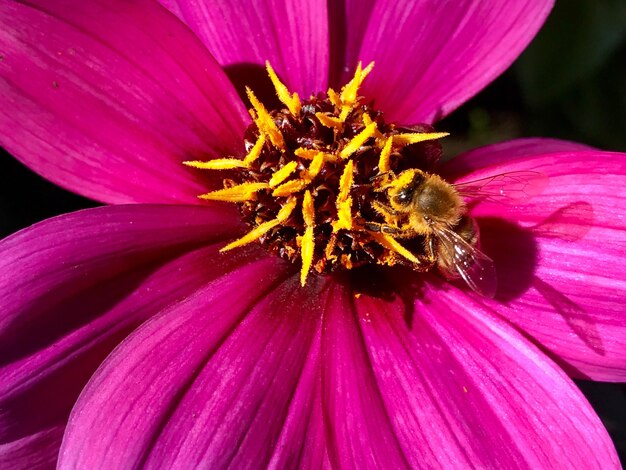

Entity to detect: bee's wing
[434,226,497,298]
[455,171,547,203]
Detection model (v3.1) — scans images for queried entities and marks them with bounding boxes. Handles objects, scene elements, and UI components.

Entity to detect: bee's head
[386,169,426,210]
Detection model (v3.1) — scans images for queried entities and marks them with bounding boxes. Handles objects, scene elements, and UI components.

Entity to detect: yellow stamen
[339,122,377,159]
[337,159,354,202]
[306,152,325,179]
[333,160,354,232]
[316,112,344,130]
[276,197,299,221]
[335,61,375,122]
[338,106,352,123]
[327,88,341,108]
[393,132,449,146]
[269,161,298,187]
[221,197,297,252]
[183,134,268,172]
[272,178,309,197]
[369,232,420,264]
[265,61,301,117]
[340,61,374,106]
[324,233,338,262]
[294,148,319,160]
[378,137,393,174]
[295,148,338,163]
[362,113,385,140]
[183,159,247,170]
[300,190,315,286]
[334,198,353,232]
[243,134,266,166]
[246,87,285,149]
[199,182,269,202]
[221,220,280,252]
[302,191,315,228]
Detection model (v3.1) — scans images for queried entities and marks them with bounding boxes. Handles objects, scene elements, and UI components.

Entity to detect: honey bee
[366,168,546,297]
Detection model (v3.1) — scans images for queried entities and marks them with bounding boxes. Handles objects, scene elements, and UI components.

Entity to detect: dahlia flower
[1,0,625,468]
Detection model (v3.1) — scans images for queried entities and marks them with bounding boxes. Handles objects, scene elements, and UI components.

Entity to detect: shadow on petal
[475,217,538,302]
[345,265,429,331]
[224,62,281,110]
[533,277,605,356]
[531,201,594,242]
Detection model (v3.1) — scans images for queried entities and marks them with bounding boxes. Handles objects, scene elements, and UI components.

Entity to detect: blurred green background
[442,0,626,155]
[0,0,625,463]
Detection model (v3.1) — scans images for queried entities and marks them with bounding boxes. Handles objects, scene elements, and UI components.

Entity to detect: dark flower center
[185,63,452,285]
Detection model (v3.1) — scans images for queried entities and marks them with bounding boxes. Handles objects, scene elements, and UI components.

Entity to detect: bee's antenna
[370,172,390,182]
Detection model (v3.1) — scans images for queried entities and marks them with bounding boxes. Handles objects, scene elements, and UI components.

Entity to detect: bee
[366,168,546,297]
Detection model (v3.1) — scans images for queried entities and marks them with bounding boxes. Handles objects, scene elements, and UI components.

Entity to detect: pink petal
[321,282,408,468]
[447,148,626,381]
[443,137,595,177]
[358,0,554,124]
[327,0,377,86]
[0,425,63,470]
[0,0,248,204]
[0,204,246,465]
[158,0,329,98]
[332,277,619,468]
[59,273,328,468]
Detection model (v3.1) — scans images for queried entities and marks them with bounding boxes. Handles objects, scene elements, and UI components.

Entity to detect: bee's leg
[364,221,415,239]
[424,236,437,264]
[364,221,401,235]
[371,200,400,225]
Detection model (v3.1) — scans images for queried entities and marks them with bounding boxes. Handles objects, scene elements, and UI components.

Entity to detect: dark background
[1,0,625,463]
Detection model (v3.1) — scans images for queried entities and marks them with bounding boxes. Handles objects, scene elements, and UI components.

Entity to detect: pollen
[187,62,449,284]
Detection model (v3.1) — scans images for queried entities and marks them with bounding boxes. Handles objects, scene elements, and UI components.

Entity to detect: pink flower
[1,0,625,468]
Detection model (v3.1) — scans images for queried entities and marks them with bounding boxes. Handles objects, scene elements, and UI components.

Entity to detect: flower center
[185,62,453,286]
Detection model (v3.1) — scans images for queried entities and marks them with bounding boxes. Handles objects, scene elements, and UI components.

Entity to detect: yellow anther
[333,160,354,232]
[272,178,309,197]
[340,61,374,106]
[199,182,269,202]
[333,198,353,232]
[269,161,298,187]
[243,134,266,166]
[183,159,247,170]
[220,219,281,252]
[369,232,420,264]
[378,137,393,174]
[221,197,297,252]
[337,160,354,202]
[302,190,315,227]
[327,88,341,108]
[306,152,325,179]
[295,148,338,163]
[362,113,385,140]
[246,87,285,149]
[265,61,301,117]
[338,106,350,123]
[300,190,315,286]
[339,122,377,159]
[276,196,298,221]
[393,132,449,146]
[295,148,320,160]
[316,112,344,130]
[324,233,338,262]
